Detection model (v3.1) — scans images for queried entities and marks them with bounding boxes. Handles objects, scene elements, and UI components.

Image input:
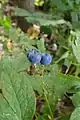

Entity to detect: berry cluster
[27,49,52,65]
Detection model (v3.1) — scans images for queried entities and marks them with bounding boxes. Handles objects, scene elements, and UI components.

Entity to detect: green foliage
[0,55,36,120]
[50,0,80,11]
[71,30,80,63]
[71,91,80,120]
[14,7,68,26]
[0,0,80,120]
[50,0,80,28]
[0,17,11,28]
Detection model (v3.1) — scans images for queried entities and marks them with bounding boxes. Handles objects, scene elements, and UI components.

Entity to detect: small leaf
[37,38,46,52]
[72,39,80,63]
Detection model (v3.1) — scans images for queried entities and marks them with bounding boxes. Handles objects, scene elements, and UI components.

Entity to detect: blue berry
[27,49,35,58]
[40,53,52,65]
[27,49,41,64]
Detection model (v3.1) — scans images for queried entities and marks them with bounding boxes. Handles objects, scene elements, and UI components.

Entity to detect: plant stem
[41,76,54,120]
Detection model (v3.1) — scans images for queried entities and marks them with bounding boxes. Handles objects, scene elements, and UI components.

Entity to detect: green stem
[41,76,54,120]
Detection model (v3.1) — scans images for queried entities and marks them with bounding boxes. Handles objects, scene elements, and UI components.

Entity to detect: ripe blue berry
[27,49,41,64]
[27,49,35,58]
[40,53,52,65]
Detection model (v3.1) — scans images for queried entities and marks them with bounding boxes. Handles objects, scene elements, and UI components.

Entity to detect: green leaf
[72,92,80,107]
[70,107,80,120]
[12,53,30,71]
[53,73,80,98]
[14,7,30,17]
[14,7,68,26]
[26,17,67,26]
[14,7,52,19]
[0,58,36,120]
[0,94,20,120]
[2,53,30,72]
[55,51,69,63]
[72,39,80,63]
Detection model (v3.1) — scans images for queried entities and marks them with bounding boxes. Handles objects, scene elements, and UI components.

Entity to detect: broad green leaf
[72,92,80,107]
[2,53,30,72]
[12,53,30,71]
[14,7,70,26]
[26,17,67,26]
[1,72,21,120]
[0,58,36,120]
[14,7,30,17]
[14,7,52,19]
[0,94,20,120]
[70,107,80,120]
